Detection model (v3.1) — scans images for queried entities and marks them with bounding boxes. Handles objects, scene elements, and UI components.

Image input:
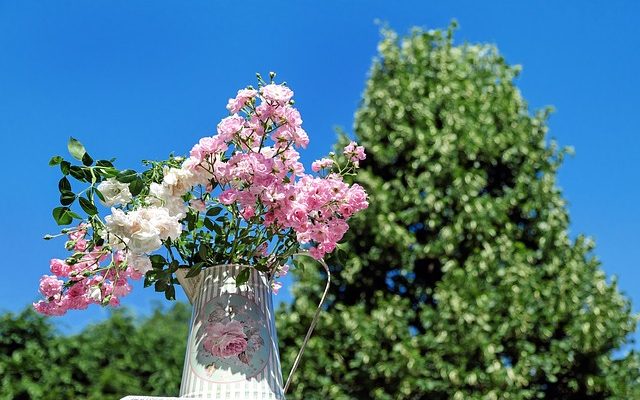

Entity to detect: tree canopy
[0,303,190,400]
[277,25,640,400]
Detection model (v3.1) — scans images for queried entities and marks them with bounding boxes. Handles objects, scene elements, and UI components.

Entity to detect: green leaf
[96,159,114,168]
[129,178,144,196]
[212,223,223,237]
[143,271,157,287]
[168,260,179,273]
[52,207,73,226]
[58,177,71,192]
[203,218,215,231]
[150,255,167,269]
[83,168,95,183]
[182,212,193,231]
[67,137,87,161]
[81,152,93,166]
[198,243,209,261]
[78,197,97,215]
[206,206,223,216]
[154,280,169,292]
[49,156,63,166]
[116,169,138,183]
[94,188,106,202]
[100,168,118,178]
[59,190,76,206]
[185,262,204,278]
[235,268,251,287]
[164,284,176,300]
[60,161,71,175]
[67,210,83,220]
[69,166,85,181]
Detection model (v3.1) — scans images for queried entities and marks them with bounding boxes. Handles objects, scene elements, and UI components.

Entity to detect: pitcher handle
[279,252,331,394]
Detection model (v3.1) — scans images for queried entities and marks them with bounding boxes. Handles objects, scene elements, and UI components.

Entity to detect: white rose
[162,166,195,197]
[128,253,152,274]
[126,217,162,254]
[148,183,187,219]
[163,197,188,220]
[97,178,132,206]
[190,166,213,187]
[127,228,162,253]
[105,205,182,254]
[105,207,164,254]
[137,206,182,241]
[148,182,168,202]
[104,208,133,250]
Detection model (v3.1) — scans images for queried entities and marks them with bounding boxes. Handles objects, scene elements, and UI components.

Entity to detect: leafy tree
[0,309,69,399]
[277,24,640,400]
[0,303,190,400]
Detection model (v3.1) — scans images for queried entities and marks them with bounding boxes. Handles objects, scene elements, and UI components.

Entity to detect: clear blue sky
[0,1,638,337]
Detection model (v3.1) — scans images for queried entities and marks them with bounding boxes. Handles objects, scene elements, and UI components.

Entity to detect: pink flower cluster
[343,141,366,167]
[265,176,368,259]
[189,83,308,165]
[184,82,369,259]
[37,79,370,316]
[271,264,289,294]
[33,225,142,316]
[311,158,334,172]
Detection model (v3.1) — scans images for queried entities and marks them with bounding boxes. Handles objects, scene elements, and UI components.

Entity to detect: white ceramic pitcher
[176,264,284,399]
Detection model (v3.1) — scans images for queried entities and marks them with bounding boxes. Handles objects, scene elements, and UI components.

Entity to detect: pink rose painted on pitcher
[203,320,248,358]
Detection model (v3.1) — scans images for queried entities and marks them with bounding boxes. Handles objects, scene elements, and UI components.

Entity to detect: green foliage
[0,303,190,400]
[277,25,640,399]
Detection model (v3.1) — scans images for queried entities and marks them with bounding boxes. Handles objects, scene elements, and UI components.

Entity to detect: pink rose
[74,238,88,251]
[33,300,66,316]
[39,275,64,297]
[339,203,355,217]
[308,246,323,260]
[287,203,308,227]
[292,127,309,148]
[114,250,126,265]
[69,228,86,241]
[198,136,228,156]
[112,281,131,297]
[260,84,294,104]
[203,320,248,358]
[126,266,144,280]
[276,264,289,278]
[311,158,334,172]
[49,258,71,277]
[108,296,121,307]
[182,156,202,171]
[218,189,238,205]
[241,206,255,220]
[217,115,245,138]
[282,106,302,128]
[226,88,258,113]
[343,141,366,166]
[271,280,283,295]
[263,211,275,226]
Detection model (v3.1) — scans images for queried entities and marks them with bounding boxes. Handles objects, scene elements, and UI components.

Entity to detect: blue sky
[0,1,638,337]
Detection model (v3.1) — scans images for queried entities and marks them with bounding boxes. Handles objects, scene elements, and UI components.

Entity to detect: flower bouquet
[33,74,368,399]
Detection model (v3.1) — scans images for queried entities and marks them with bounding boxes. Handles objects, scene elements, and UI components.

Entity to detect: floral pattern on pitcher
[190,293,270,383]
